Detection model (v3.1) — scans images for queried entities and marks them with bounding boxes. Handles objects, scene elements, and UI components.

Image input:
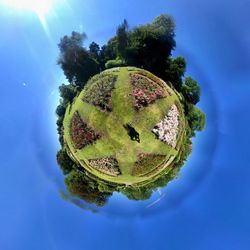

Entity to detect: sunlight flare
[1,0,54,16]
[0,0,55,38]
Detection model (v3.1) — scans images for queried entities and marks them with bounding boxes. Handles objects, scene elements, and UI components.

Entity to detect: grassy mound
[63,67,186,185]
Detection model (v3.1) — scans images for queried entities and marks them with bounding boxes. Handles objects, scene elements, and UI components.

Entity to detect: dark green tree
[58,31,99,87]
[59,83,77,103]
[56,148,74,175]
[89,41,100,62]
[187,106,206,133]
[165,56,186,91]
[65,170,111,207]
[122,186,152,200]
[116,19,129,59]
[56,104,66,117]
[126,14,176,77]
[182,77,200,104]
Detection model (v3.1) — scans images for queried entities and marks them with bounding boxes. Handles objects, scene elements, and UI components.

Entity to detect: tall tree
[89,41,100,61]
[126,14,176,77]
[116,19,129,60]
[182,77,200,104]
[165,56,186,91]
[57,148,74,175]
[65,170,111,207]
[59,83,77,103]
[58,31,99,87]
[187,106,205,134]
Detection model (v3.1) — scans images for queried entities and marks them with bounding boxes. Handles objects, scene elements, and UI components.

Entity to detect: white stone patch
[152,104,179,148]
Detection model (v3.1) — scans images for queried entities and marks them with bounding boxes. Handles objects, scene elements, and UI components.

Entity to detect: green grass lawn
[63,67,186,185]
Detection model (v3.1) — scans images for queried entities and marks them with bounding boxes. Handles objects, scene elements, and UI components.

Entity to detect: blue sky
[0,0,250,249]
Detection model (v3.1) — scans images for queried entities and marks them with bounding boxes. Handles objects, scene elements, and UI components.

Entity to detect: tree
[58,31,99,87]
[58,31,86,53]
[187,106,206,133]
[126,14,176,77]
[65,170,111,207]
[151,14,176,45]
[122,186,152,200]
[56,148,74,175]
[56,104,66,117]
[182,77,200,104]
[165,56,186,91]
[59,83,77,103]
[116,19,129,59]
[89,41,100,61]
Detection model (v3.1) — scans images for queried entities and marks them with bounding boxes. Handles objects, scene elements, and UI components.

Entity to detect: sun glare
[1,0,53,16]
[1,0,55,37]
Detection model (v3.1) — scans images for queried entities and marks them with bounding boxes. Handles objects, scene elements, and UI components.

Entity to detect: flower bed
[82,74,117,112]
[70,111,100,149]
[88,157,121,176]
[152,104,179,148]
[129,73,167,110]
[131,153,166,176]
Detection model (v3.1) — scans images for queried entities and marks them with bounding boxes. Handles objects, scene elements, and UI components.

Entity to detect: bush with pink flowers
[130,73,167,110]
[70,111,100,149]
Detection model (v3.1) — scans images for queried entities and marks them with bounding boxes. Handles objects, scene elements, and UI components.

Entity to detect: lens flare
[1,0,53,15]
[1,0,54,37]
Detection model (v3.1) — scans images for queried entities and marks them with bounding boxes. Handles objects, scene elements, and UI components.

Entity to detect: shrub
[65,170,111,207]
[132,153,166,176]
[152,104,179,148]
[70,111,100,149]
[56,148,74,175]
[105,58,127,69]
[130,73,167,110]
[89,157,121,176]
[82,74,117,112]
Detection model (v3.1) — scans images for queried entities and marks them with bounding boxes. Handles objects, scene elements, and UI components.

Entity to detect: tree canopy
[65,170,111,207]
[182,77,201,104]
[58,32,99,87]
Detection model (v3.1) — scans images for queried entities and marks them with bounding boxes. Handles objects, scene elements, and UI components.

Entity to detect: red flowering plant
[70,111,100,149]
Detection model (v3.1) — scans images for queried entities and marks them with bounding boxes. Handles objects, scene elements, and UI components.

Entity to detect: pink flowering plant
[130,73,167,110]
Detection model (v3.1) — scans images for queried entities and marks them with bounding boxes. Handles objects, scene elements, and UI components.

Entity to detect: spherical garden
[63,67,187,186]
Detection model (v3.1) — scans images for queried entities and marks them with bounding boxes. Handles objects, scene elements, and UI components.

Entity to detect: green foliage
[65,170,111,207]
[82,74,117,111]
[58,31,99,87]
[105,58,127,69]
[132,154,166,176]
[126,15,176,77]
[89,41,100,61]
[58,31,86,52]
[56,148,74,175]
[56,103,66,117]
[165,56,186,91]
[116,19,129,59]
[100,37,118,65]
[122,186,153,200]
[187,106,206,134]
[181,77,200,104]
[59,83,77,103]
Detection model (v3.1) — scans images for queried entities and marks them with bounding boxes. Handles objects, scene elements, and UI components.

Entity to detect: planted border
[70,111,100,149]
[82,74,117,112]
[132,153,166,177]
[88,157,121,176]
[152,104,179,148]
[130,73,167,110]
